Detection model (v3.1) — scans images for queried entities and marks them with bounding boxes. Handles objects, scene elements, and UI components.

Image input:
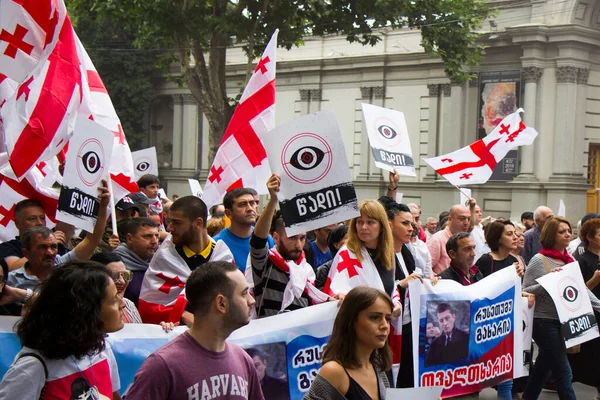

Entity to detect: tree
[73,0,493,161]
[66,1,159,150]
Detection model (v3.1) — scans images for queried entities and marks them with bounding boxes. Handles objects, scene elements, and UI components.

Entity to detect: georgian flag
[0,154,60,241]
[75,37,138,199]
[323,245,403,384]
[202,30,278,208]
[424,108,538,186]
[138,237,234,324]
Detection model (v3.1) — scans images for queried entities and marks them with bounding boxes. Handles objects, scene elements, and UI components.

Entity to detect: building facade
[146,0,600,223]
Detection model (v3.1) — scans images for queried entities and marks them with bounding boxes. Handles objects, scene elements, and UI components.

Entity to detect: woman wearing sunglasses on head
[90,252,176,331]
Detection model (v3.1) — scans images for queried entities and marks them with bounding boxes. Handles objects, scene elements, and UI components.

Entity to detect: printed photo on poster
[244,342,290,400]
[423,301,471,367]
[478,71,521,181]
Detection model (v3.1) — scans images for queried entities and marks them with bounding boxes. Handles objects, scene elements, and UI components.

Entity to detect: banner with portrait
[361,103,416,177]
[0,302,338,399]
[56,117,114,232]
[264,110,359,236]
[536,261,600,348]
[408,266,525,398]
[131,147,158,180]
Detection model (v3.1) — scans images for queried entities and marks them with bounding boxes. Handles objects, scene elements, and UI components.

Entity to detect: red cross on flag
[323,246,398,300]
[138,237,234,324]
[1,0,82,180]
[0,154,60,241]
[0,0,62,84]
[202,30,278,207]
[424,108,538,186]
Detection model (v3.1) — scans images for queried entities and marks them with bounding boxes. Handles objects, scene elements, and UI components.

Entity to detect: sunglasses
[111,270,133,283]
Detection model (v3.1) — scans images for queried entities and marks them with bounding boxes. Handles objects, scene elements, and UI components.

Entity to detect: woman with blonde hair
[304,286,392,399]
[324,200,401,317]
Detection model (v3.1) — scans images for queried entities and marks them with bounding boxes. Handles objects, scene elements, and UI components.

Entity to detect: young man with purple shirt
[126,261,264,400]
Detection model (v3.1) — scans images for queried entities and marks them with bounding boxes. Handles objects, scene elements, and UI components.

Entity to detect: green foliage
[66,0,159,150]
[71,0,495,160]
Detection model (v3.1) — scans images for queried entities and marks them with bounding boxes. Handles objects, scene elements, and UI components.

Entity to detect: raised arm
[72,182,110,260]
[254,174,280,240]
[386,171,399,199]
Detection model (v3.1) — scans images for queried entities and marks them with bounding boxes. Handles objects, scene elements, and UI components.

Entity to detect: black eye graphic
[136,161,150,172]
[289,146,325,170]
[82,151,101,174]
[563,286,578,302]
[378,124,397,139]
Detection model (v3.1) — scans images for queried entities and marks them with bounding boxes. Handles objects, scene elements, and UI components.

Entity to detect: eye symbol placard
[374,117,401,146]
[282,133,333,184]
[136,159,151,172]
[76,138,105,187]
[558,277,582,312]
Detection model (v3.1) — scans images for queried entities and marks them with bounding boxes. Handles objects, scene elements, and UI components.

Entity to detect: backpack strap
[16,353,47,400]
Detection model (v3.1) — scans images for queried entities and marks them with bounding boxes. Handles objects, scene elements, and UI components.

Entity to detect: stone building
[146,0,600,222]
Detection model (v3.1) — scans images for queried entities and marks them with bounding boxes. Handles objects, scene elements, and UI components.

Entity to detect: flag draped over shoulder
[0,0,137,200]
[424,108,537,186]
[323,245,403,384]
[202,30,278,208]
[138,237,234,324]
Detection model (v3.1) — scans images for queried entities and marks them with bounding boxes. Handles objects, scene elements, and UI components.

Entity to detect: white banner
[0,302,338,400]
[188,179,203,198]
[264,110,359,236]
[56,117,113,232]
[131,147,158,180]
[536,261,599,348]
[362,103,416,176]
[408,266,525,398]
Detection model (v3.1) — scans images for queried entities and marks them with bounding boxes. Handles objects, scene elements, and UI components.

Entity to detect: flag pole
[107,175,118,236]
[453,184,472,202]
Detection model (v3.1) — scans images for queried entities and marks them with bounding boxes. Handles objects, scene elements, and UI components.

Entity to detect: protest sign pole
[107,175,118,236]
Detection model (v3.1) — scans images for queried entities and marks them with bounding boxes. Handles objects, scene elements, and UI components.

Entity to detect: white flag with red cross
[0,0,138,200]
[424,108,537,186]
[202,30,278,208]
[0,156,60,242]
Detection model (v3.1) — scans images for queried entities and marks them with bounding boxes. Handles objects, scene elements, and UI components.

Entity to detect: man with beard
[127,261,264,400]
[114,218,160,304]
[214,188,275,272]
[137,196,233,326]
[249,174,338,318]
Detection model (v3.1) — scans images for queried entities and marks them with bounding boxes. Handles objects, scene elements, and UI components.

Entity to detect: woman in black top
[475,220,524,278]
[304,287,392,400]
[569,218,600,392]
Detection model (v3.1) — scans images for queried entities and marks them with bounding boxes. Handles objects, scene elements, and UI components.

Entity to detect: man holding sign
[249,174,338,318]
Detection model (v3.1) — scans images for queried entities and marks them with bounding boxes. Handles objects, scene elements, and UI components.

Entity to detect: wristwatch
[23,288,33,303]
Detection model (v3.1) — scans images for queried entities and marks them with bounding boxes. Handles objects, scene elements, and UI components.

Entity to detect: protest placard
[361,103,416,176]
[264,110,359,236]
[56,117,113,232]
[537,261,599,348]
[131,147,158,180]
[188,179,203,198]
[408,266,524,398]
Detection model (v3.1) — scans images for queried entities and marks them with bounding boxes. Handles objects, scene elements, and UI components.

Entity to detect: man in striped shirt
[249,174,339,318]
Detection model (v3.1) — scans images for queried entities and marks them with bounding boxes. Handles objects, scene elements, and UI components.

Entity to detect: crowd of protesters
[1,170,599,400]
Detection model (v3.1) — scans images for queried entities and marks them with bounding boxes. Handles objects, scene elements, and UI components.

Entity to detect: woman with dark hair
[0,261,125,399]
[523,217,600,400]
[475,220,524,278]
[315,225,349,290]
[304,286,392,400]
[568,218,600,394]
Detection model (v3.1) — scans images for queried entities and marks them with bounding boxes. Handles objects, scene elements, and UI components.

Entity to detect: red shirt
[449,264,479,286]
